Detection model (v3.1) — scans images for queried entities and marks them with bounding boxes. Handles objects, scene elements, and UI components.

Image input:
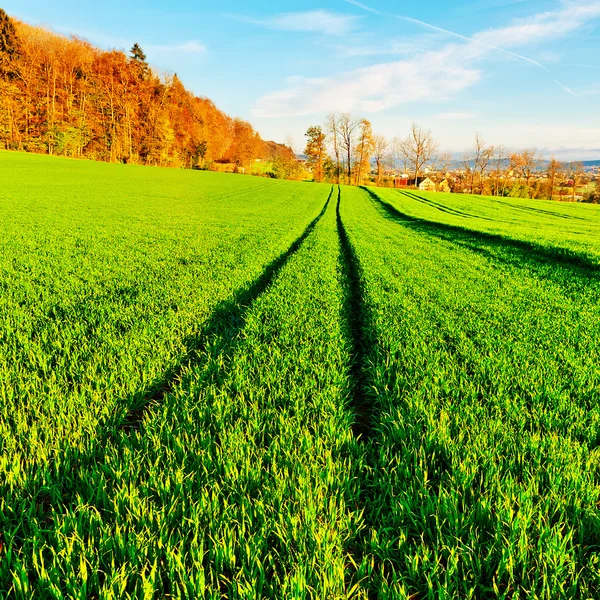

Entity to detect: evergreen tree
[0,9,20,78]
[130,43,146,63]
[130,43,149,78]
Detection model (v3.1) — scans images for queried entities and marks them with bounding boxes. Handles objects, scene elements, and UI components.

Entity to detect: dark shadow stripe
[119,186,334,432]
[398,189,492,220]
[336,186,375,442]
[361,186,600,282]
[2,187,336,567]
[336,187,383,597]
[489,196,584,221]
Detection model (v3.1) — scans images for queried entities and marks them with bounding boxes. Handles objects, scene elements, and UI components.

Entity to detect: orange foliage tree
[0,12,276,170]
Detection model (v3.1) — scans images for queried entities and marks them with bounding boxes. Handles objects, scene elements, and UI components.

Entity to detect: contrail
[401,15,546,68]
[344,0,578,97]
[345,0,383,15]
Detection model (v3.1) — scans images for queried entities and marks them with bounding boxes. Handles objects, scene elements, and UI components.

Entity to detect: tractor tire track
[8,187,335,545]
[119,185,334,432]
[336,185,376,442]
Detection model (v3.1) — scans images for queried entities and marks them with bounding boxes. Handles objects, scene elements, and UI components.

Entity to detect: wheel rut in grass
[361,185,600,286]
[118,187,334,432]
[9,188,335,550]
[336,185,376,442]
[336,186,382,595]
[398,189,492,220]
[491,196,584,220]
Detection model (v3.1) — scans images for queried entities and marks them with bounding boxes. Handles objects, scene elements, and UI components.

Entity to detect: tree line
[1,10,595,199]
[304,114,596,202]
[0,9,296,172]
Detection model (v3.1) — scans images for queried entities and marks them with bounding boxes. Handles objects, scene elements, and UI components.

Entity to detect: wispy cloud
[536,50,562,64]
[253,0,600,117]
[252,55,481,117]
[481,124,600,159]
[226,10,360,37]
[326,35,440,58]
[563,63,600,69]
[455,0,533,13]
[346,0,560,78]
[474,1,600,48]
[577,84,600,97]
[346,0,600,97]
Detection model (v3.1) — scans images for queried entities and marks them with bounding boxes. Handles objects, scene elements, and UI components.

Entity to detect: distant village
[297,116,600,203]
[382,163,599,202]
[294,154,600,202]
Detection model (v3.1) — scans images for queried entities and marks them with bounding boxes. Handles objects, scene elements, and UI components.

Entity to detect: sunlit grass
[2,152,600,598]
[342,185,600,598]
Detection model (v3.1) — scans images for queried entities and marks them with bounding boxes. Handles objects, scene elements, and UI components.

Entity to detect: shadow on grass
[3,187,334,554]
[336,185,386,595]
[120,186,334,432]
[398,189,494,221]
[336,185,378,442]
[362,187,600,290]
[490,196,585,221]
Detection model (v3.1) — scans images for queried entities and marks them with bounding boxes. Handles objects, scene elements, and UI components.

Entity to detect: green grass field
[2,151,600,598]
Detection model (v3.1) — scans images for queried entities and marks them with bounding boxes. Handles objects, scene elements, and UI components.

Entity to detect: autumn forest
[0,9,294,172]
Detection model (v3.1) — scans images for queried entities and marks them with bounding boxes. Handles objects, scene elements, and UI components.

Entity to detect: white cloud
[536,50,562,64]
[228,10,360,37]
[564,63,600,70]
[473,1,600,49]
[476,124,600,160]
[253,0,600,118]
[252,50,480,117]
[327,35,440,58]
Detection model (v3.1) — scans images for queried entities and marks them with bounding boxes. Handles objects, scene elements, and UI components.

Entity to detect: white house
[419,177,436,192]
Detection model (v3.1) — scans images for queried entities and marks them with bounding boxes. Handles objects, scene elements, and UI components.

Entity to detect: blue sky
[4,0,600,159]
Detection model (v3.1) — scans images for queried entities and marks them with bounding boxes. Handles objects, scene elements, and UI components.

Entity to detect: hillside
[0,9,288,169]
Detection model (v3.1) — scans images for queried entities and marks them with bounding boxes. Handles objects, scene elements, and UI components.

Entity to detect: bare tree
[471,133,485,192]
[325,112,341,184]
[509,152,524,188]
[461,151,474,193]
[511,149,541,191]
[390,135,408,175]
[465,133,494,194]
[491,146,507,196]
[569,161,585,202]
[522,149,542,189]
[547,157,563,200]
[372,134,388,186]
[284,133,296,155]
[434,151,453,176]
[338,112,360,184]
[478,147,494,194]
[402,123,438,188]
[354,119,373,186]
